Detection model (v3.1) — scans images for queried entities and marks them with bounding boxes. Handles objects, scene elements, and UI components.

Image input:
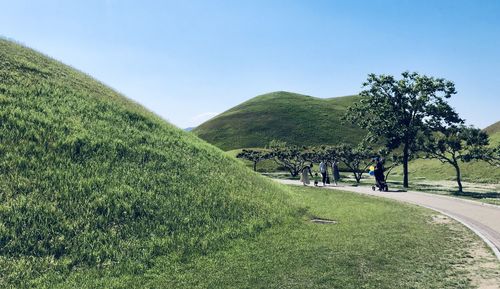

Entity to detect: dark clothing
[332,163,340,181]
[321,172,327,185]
[374,162,384,180]
[374,161,385,189]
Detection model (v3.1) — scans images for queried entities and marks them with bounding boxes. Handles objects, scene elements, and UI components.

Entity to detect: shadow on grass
[453,191,500,199]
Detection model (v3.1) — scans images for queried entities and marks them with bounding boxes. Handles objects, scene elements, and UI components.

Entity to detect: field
[37,186,500,288]
[193,91,367,150]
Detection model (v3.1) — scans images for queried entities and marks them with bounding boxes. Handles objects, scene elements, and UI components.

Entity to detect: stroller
[371,158,389,192]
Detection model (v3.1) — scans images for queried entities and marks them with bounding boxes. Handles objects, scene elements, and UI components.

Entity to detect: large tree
[268,140,309,177]
[236,149,271,172]
[336,142,373,184]
[345,72,463,188]
[420,125,497,193]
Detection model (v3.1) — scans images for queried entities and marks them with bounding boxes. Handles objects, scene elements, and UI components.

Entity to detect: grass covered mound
[483,120,500,135]
[193,91,367,150]
[0,39,294,285]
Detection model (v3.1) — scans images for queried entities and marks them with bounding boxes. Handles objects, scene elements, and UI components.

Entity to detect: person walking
[319,161,327,186]
[300,163,314,186]
[332,160,340,186]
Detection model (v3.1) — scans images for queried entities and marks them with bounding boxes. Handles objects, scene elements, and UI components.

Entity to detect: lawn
[34,186,499,288]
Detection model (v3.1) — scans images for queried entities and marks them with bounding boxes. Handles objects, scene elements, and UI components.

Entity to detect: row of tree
[237,140,401,184]
[238,72,500,193]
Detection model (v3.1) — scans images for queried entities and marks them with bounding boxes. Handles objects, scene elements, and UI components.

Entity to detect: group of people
[299,158,386,190]
[300,161,340,187]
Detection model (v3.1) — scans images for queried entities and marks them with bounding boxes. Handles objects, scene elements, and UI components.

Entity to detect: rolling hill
[484,120,500,135]
[484,120,500,145]
[0,39,295,286]
[193,91,367,150]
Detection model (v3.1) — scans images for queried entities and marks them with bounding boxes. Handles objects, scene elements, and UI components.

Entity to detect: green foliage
[345,72,463,187]
[268,140,310,177]
[235,149,271,171]
[420,125,498,192]
[0,39,296,286]
[193,91,367,150]
[336,142,373,183]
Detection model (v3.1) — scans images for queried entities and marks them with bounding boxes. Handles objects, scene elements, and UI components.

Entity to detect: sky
[1,0,499,129]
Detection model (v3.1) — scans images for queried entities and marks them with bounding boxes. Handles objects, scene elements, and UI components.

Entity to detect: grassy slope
[0,39,295,286]
[483,120,500,135]
[55,186,499,288]
[193,91,367,150]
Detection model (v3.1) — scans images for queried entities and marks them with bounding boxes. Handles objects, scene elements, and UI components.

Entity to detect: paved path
[276,179,500,261]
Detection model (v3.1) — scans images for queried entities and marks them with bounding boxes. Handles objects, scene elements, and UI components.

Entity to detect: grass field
[32,186,500,288]
[391,158,500,184]
[193,91,367,150]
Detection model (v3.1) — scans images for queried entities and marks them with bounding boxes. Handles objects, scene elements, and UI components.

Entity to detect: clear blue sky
[1,0,499,128]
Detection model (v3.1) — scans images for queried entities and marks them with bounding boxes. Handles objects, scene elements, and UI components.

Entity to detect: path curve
[276,179,500,261]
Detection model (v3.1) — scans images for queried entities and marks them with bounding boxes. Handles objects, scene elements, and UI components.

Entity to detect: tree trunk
[403,143,409,188]
[354,172,360,184]
[453,163,463,193]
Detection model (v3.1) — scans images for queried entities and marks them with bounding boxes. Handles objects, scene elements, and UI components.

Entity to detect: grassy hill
[483,120,500,135]
[0,39,296,286]
[193,91,367,150]
[484,120,500,146]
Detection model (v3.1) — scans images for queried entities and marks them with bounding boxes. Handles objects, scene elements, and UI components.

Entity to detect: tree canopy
[345,72,463,187]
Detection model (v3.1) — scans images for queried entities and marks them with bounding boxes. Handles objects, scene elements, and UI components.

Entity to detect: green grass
[391,158,500,184]
[193,91,367,150]
[0,38,296,286]
[34,186,498,288]
[488,131,500,146]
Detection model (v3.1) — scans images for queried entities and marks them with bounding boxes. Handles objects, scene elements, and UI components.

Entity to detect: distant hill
[184,126,195,131]
[193,91,367,150]
[484,121,500,145]
[484,120,500,135]
[0,39,294,286]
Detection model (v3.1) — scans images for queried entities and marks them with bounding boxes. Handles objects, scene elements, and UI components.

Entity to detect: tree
[420,125,496,193]
[236,149,271,171]
[336,142,372,184]
[268,140,309,177]
[345,72,463,188]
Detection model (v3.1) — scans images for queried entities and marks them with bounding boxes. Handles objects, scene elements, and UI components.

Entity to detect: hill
[0,39,295,286]
[484,120,500,146]
[193,91,367,150]
[484,120,500,135]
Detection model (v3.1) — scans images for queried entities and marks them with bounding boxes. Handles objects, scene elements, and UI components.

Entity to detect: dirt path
[276,179,500,262]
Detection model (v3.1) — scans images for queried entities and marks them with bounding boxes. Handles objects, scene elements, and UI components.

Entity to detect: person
[314,172,319,186]
[300,163,314,186]
[319,161,328,186]
[373,157,386,191]
[332,160,340,186]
